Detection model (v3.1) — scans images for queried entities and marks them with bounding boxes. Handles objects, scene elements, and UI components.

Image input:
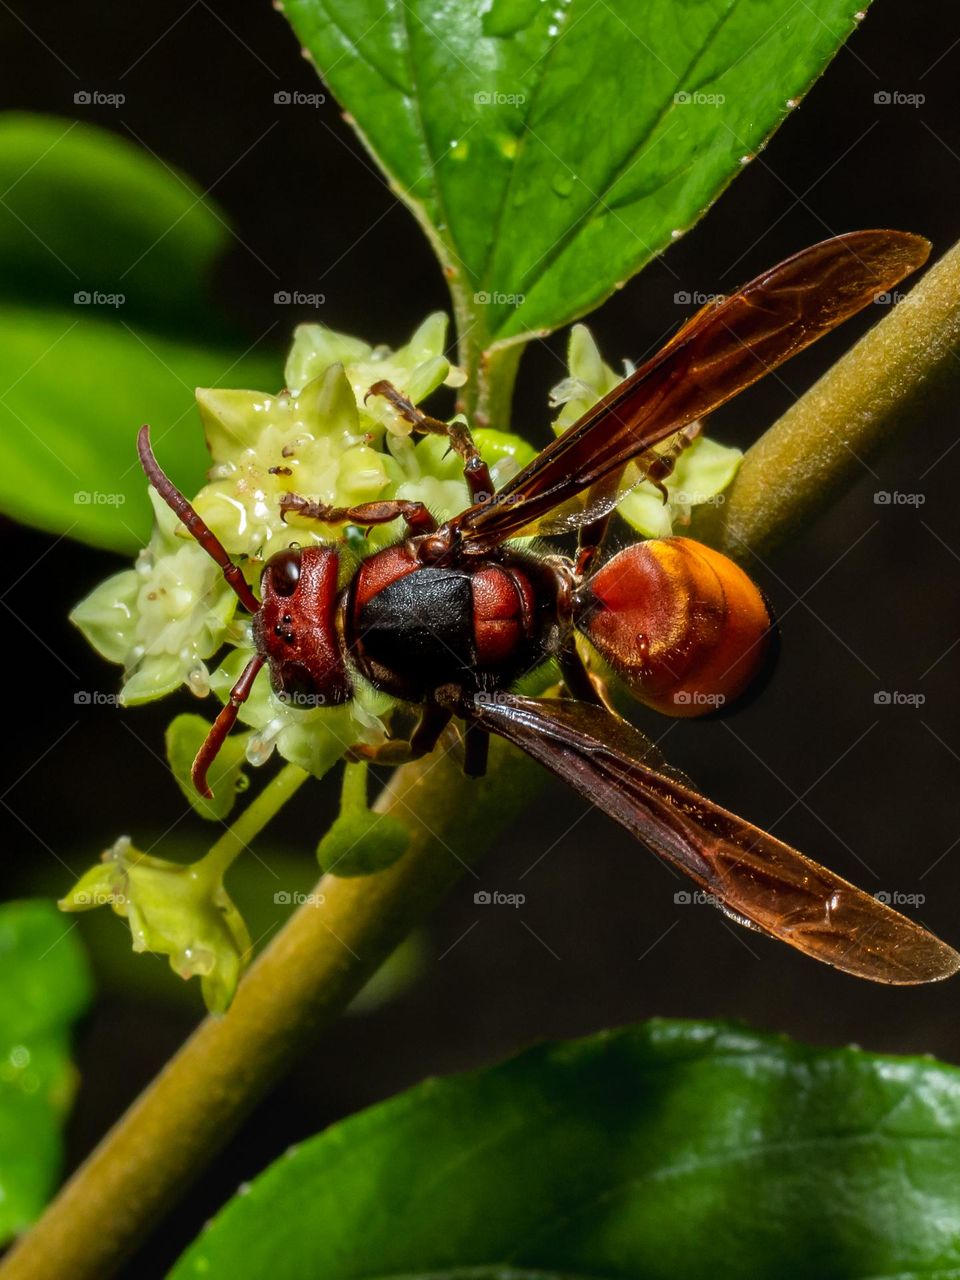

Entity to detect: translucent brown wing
[455,230,930,550]
[466,693,958,984]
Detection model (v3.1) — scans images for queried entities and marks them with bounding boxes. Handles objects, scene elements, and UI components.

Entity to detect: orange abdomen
[576,537,776,717]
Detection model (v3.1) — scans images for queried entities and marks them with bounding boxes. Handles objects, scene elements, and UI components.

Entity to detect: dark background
[3,1,960,1274]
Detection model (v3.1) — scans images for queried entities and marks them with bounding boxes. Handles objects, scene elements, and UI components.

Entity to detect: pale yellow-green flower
[69,313,543,792]
[284,310,465,431]
[550,324,742,538]
[59,837,250,1014]
[70,488,238,706]
[209,646,394,781]
[70,315,468,713]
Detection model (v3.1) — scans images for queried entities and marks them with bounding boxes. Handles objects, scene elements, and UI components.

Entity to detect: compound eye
[267,547,302,597]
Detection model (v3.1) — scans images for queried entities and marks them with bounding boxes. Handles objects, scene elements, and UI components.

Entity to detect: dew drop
[187,662,210,698]
[449,139,470,162]
[247,718,284,767]
[739,154,753,166]
[552,171,576,197]
[786,97,799,109]
[670,228,683,240]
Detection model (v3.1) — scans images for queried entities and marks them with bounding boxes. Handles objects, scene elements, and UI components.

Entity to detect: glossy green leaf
[0,899,92,1244]
[283,0,870,349]
[173,1018,960,1279]
[0,114,227,333]
[0,304,275,553]
[165,714,251,822]
[0,115,278,552]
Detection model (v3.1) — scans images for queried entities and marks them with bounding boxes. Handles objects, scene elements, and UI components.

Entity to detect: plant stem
[456,321,524,431]
[0,735,542,1280]
[692,237,960,558]
[202,763,308,882]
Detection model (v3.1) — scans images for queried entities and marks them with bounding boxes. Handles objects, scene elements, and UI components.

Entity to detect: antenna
[137,425,261,615]
[138,425,265,796]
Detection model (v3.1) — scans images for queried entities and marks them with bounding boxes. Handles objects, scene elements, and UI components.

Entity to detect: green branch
[0,735,542,1280]
[693,237,960,557]
[6,238,960,1280]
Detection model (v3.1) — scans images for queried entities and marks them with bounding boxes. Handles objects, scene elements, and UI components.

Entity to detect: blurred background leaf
[282,0,872,355]
[173,1018,960,1278]
[0,899,91,1245]
[0,115,278,553]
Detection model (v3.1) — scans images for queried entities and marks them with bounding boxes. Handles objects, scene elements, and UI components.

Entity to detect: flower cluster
[64,315,741,1011]
[550,325,741,538]
[59,836,250,1015]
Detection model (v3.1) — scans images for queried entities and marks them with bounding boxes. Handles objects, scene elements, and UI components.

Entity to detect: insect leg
[366,379,495,505]
[280,493,438,536]
[639,422,702,500]
[462,721,490,778]
[574,467,624,577]
[348,703,452,767]
[557,644,604,707]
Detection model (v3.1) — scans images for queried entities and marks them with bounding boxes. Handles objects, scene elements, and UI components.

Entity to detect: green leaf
[317,762,410,876]
[0,305,275,553]
[0,115,277,552]
[316,807,410,876]
[0,114,227,334]
[0,899,92,1244]
[172,1019,960,1279]
[165,714,251,822]
[283,0,870,350]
